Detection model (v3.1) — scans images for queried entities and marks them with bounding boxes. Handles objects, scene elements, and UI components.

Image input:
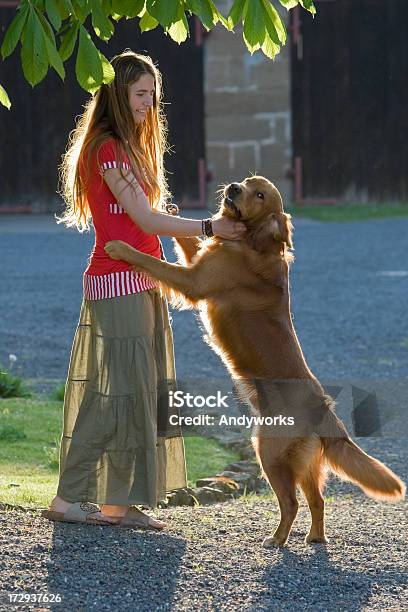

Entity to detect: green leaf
[208,0,230,29]
[36,8,56,40]
[102,0,111,14]
[243,0,265,53]
[57,0,74,19]
[112,0,144,18]
[186,0,219,31]
[72,0,91,24]
[139,10,159,32]
[261,0,286,45]
[205,0,224,27]
[1,3,29,60]
[21,7,49,86]
[261,31,279,60]
[59,21,79,60]
[46,0,62,30]
[0,83,11,110]
[166,1,189,43]
[227,0,246,29]
[187,0,211,30]
[35,9,65,79]
[167,14,189,44]
[99,50,115,84]
[44,33,65,79]
[76,25,103,92]
[91,0,114,40]
[146,0,181,28]
[278,0,299,9]
[299,0,316,14]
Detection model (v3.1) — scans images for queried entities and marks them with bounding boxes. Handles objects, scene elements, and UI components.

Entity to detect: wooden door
[291,0,408,201]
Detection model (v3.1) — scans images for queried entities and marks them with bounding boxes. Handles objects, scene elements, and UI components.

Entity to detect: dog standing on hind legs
[105,177,406,547]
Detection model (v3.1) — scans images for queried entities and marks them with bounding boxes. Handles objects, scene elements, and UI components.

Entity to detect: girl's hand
[212,217,246,240]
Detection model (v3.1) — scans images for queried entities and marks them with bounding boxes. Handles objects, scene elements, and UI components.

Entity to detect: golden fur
[105,176,405,547]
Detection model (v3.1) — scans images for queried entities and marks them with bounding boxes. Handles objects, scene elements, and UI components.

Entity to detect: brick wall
[204,2,292,210]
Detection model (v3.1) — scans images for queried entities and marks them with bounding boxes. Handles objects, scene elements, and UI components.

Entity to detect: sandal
[41,502,118,526]
[114,507,166,531]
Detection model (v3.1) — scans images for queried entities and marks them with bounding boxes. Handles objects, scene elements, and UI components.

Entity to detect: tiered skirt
[57,289,187,507]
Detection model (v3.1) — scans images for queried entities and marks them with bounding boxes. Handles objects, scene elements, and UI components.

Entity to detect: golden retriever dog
[105,177,405,547]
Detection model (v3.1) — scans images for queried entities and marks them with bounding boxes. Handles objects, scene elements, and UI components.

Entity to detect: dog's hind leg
[255,438,299,547]
[299,459,328,544]
[262,465,298,548]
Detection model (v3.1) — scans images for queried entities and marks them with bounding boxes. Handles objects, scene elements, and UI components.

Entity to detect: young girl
[42,50,245,529]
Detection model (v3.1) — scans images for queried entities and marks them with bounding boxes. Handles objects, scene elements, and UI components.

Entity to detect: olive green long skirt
[57,289,187,507]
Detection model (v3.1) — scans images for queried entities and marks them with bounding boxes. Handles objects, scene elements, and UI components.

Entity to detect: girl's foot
[49,496,119,525]
[101,504,166,529]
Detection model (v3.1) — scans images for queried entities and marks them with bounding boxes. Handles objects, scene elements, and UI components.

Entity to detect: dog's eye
[257,192,264,200]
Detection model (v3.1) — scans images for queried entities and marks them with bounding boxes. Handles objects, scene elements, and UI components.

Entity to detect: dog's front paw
[105,240,129,261]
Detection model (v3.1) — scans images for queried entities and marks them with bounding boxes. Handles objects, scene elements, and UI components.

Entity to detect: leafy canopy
[0,0,316,108]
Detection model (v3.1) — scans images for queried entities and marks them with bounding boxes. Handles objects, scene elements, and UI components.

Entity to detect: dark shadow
[352,385,382,437]
[46,521,186,610]
[251,542,407,610]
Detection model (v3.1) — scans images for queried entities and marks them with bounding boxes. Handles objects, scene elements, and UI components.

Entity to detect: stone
[238,444,255,460]
[207,115,273,142]
[223,460,260,476]
[215,430,247,447]
[166,488,195,507]
[191,487,228,505]
[195,477,239,494]
[216,471,256,491]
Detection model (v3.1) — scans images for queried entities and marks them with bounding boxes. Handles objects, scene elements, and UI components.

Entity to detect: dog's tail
[320,409,405,501]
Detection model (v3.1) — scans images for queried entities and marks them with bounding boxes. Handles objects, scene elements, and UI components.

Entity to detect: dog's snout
[227,183,242,197]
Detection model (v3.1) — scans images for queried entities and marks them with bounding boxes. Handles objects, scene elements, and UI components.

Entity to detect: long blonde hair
[58,50,171,231]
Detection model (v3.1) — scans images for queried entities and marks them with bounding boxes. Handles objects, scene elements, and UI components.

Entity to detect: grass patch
[0,366,30,398]
[0,397,239,508]
[288,202,408,222]
[51,383,65,401]
[0,424,27,442]
[183,437,238,485]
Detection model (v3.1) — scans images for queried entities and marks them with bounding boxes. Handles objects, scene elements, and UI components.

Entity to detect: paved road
[1,214,407,386]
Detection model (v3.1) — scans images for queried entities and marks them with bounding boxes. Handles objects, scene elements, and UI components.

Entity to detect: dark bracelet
[202,218,214,238]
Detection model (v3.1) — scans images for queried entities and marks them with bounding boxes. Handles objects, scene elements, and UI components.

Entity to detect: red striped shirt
[83,270,156,300]
[83,138,162,300]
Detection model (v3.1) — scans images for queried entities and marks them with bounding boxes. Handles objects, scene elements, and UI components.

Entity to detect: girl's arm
[103,168,245,239]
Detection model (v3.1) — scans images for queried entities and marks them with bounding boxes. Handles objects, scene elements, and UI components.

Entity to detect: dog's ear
[250,212,293,252]
[271,212,293,248]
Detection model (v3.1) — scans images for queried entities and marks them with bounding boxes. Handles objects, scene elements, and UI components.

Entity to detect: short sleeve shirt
[83,138,162,300]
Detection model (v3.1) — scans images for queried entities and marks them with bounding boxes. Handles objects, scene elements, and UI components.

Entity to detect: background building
[1,0,407,212]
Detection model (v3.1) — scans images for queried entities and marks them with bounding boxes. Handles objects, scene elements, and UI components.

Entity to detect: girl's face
[128,74,155,125]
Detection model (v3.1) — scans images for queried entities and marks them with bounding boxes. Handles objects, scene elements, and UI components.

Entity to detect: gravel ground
[0,214,407,610]
[1,436,407,611]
